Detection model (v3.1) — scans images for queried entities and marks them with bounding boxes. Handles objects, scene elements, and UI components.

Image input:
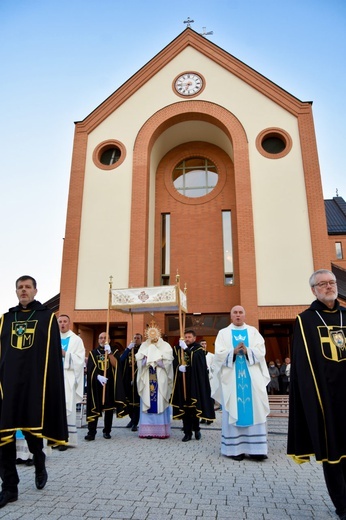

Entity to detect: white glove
[156,359,164,368]
[179,365,186,372]
[97,374,108,386]
[179,339,187,350]
[127,342,135,350]
[104,344,111,354]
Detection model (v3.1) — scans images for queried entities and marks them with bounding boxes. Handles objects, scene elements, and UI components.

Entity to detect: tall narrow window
[336,242,343,260]
[161,214,170,285]
[222,211,234,285]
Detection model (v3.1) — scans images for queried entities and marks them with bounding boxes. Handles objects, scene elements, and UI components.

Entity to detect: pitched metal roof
[44,293,60,313]
[325,197,346,235]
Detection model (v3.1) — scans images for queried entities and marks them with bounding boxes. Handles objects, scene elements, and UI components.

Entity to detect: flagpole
[176,271,186,401]
[102,276,113,405]
[130,311,135,383]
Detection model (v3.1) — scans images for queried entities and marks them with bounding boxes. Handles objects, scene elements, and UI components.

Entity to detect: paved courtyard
[0,412,336,519]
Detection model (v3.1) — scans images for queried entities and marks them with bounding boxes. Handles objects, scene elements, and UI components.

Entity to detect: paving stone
[0,415,337,519]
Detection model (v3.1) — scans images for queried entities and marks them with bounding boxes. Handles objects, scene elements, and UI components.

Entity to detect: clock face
[174,72,204,97]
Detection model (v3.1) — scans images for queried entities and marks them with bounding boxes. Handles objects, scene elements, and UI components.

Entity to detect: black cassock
[86,347,127,421]
[287,299,346,463]
[0,300,68,446]
[171,342,215,422]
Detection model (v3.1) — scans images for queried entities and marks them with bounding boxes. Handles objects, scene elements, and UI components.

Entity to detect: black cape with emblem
[121,346,140,408]
[171,342,215,421]
[0,300,68,446]
[86,347,127,421]
[287,299,346,463]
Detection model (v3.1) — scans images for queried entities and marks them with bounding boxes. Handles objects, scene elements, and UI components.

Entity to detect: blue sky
[0,0,345,313]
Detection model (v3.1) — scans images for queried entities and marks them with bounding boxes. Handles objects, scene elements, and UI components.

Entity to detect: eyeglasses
[313,280,337,288]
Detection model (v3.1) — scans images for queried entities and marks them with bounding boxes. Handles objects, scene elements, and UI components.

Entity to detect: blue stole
[232,329,254,427]
[147,365,158,414]
[61,336,70,366]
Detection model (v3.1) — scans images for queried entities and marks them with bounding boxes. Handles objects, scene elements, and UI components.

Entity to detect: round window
[100,146,121,165]
[172,157,218,198]
[256,128,292,159]
[92,140,126,170]
[261,136,286,154]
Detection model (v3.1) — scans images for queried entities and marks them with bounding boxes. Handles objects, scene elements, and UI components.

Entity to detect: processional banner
[110,285,187,313]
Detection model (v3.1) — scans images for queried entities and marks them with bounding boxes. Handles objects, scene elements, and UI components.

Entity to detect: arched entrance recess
[129,100,259,322]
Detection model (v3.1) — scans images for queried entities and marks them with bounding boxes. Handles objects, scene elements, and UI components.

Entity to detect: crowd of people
[266,357,291,395]
[1,269,346,519]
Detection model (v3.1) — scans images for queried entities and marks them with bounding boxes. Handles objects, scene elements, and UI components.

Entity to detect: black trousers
[128,405,140,426]
[0,432,45,492]
[323,459,346,516]
[87,409,114,436]
[182,408,200,435]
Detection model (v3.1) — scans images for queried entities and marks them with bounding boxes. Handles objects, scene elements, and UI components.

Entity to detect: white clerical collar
[230,322,247,329]
[60,330,73,339]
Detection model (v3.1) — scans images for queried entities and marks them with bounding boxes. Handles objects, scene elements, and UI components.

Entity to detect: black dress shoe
[84,434,95,441]
[131,425,138,432]
[230,454,245,461]
[26,458,34,466]
[103,433,111,439]
[200,419,206,424]
[182,434,192,442]
[195,431,201,440]
[249,454,268,461]
[58,445,68,451]
[35,468,48,490]
[0,490,18,508]
[126,420,133,428]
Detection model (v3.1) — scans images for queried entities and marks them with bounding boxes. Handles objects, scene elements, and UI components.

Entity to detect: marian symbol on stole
[330,330,346,351]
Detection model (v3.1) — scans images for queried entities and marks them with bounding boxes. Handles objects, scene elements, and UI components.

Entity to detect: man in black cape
[287,269,346,520]
[85,332,127,440]
[171,329,215,441]
[0,276,68,508]
[120,333,142,432]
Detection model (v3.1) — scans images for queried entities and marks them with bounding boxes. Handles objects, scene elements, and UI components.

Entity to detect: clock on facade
[173,72,204,97]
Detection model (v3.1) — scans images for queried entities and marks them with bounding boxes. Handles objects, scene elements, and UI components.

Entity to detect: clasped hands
[141,356,164,368]
[234,342,247,355]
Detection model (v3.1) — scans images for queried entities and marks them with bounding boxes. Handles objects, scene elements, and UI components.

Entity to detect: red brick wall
[154,141,239,313]
[129,101,259,325]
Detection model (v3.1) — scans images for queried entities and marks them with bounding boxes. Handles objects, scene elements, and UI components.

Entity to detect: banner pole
[176,271,186,400]
[102,276,112,405]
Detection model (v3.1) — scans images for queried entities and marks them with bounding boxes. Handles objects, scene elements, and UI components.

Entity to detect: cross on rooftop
[183,17,194,28]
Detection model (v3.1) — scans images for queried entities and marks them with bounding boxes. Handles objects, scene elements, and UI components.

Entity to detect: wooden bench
[268,394,289,418]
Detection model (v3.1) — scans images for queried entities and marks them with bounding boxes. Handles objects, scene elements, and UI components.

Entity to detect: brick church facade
[59,28,331,360]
